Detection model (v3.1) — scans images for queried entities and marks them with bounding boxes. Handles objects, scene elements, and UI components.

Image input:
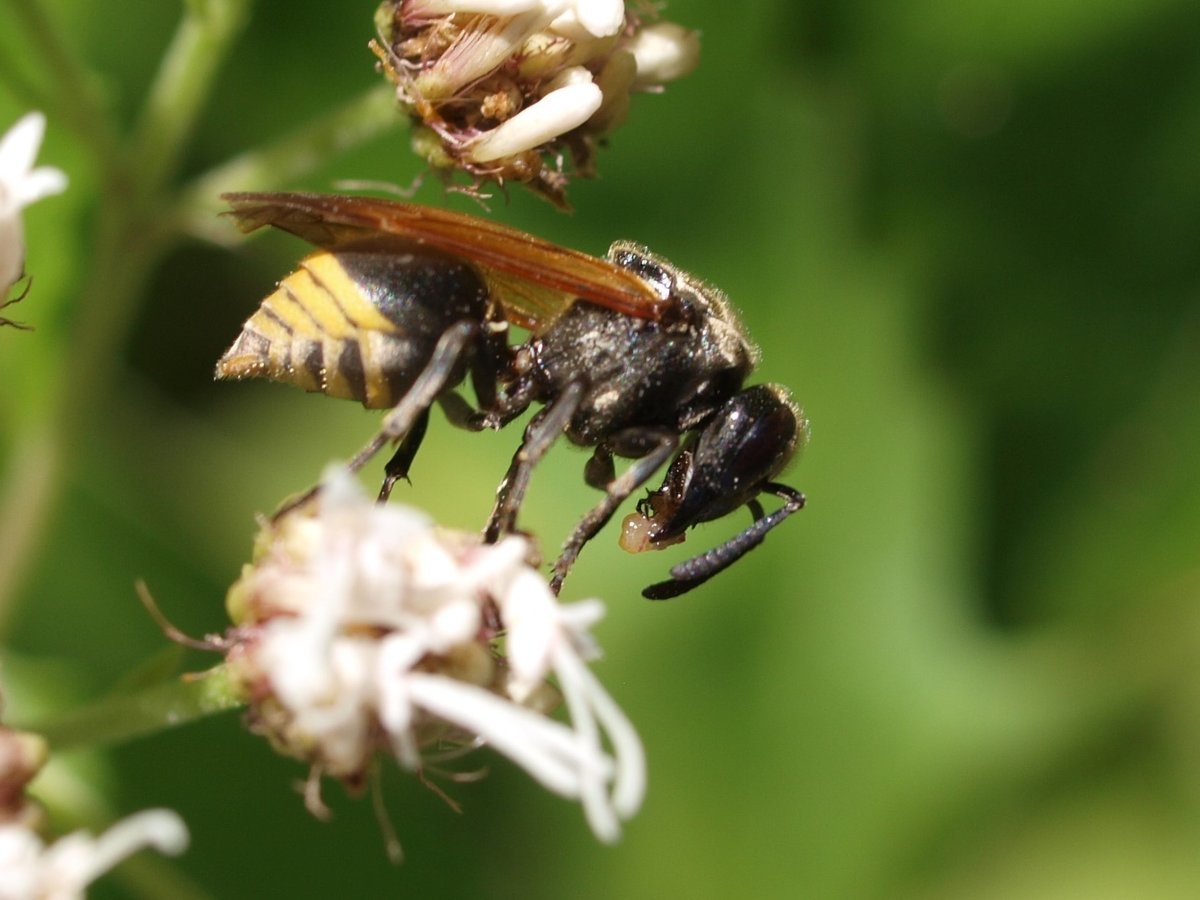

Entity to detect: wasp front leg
[549,428,679,595]
[642,484,805,600]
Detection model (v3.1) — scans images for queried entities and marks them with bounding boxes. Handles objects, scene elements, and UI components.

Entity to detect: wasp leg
[484,381,585,543]
[549,429,679,595]
[583,444,615,490]
[642,483,805,600]
[271,321,480,521]
[367,321,480,459]
[379,386,497,501]
[378,407,431,501]
[436,391,488,432]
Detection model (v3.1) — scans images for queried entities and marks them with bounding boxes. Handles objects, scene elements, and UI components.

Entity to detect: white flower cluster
[0,112,67,302]
[226,468,645,843]
[0,810,188,900]
[0,706,187,899]
[378,0,699,205]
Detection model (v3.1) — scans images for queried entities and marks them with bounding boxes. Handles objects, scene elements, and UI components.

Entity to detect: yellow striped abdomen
[217,246,490,410]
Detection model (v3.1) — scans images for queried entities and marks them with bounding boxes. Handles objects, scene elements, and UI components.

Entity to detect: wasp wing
[223,192,670,332]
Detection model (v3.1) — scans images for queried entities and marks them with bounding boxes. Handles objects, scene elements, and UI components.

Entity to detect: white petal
[553,649,617,841]
[458,535,530,595]
[408,672,604,798]
[541,64,594,93]
[49,810,189,887]
[415,9,556,100]
[14,166,68,207]
[376,642,421,767]
[469,82,603,161]
[554,644,645,819]
[82,810,189,876]
[0,112,46,183]
[408,0,544,13]
[428,597,481,646]
[573,0,624,38]
[502,569,558,692]
[557,598,606,655]
[625,22,701,87]
[0,214,25,295]
[0,825,43,892]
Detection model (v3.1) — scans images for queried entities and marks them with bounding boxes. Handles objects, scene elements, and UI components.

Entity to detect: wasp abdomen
[217,245,490,410]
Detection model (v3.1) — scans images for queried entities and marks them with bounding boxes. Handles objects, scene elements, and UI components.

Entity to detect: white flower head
[375,0,700,207]
[225,467,646,843]
[0,113,68,301]
[0,809,188,900]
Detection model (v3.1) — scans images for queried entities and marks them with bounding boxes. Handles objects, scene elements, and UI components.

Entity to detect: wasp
[218,193,808,599]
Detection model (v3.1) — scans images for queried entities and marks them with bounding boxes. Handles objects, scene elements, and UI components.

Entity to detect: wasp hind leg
[271,321,482,521]
[378,388,494,501]
[377,407,430,501]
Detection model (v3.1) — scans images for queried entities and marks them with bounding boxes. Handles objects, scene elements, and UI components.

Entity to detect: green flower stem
[173,83,400,242]
[130,0,252,199]
[0,51,58,117]
[4,0,120,165]
[0,0,400,637]
[27,665,243,752]
[0,0,255,631]
[0,426,62,635]
[0,203,166,634]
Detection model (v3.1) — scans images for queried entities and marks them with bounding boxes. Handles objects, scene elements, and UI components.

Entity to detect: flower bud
[374,0,700,207]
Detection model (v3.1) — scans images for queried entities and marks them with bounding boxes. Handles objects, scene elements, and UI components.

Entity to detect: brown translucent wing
[222,192,670,332]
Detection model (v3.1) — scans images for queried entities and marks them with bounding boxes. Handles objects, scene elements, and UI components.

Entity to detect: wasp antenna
[642,486,806,600]
[135,580,229,652]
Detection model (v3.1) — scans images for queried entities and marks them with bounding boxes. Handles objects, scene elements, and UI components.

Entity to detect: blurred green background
[2,0,1200,897]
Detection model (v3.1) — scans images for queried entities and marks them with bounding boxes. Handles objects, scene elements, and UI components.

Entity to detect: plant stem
[0,51,58,115]
[173,83,400,242]
[0,0,402,636]
[4,0,120,164]
[0,426,61,632]
[130,0,252,198]
[26,665,243,752]
[0,0,255,632]
[0,195,167,635]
